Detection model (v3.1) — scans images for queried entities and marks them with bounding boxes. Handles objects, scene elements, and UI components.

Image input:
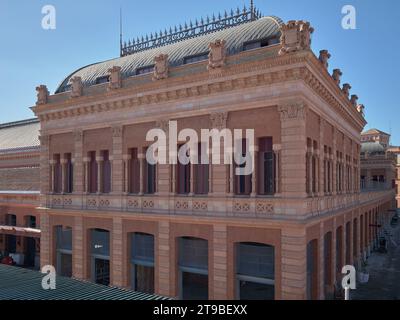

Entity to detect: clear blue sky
[0,0,399,144]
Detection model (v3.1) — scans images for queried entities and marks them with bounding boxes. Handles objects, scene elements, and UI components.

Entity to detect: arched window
[131,232,155,294]
[55,226,72,277]
[178,237,208,300]
[236,242,275,300]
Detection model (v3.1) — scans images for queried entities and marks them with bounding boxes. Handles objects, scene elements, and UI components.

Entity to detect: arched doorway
[90,229,110,285]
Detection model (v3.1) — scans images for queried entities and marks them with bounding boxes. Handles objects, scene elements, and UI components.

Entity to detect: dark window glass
[56,226,72,251]
[129,148,140,194]
[179,237,208,271]
[136,65,154,75]
[95,75,110,84]
[236,242,274,279]
[102,150,111,193]
[5,214,17,226]
[91,229,110,256]
[183,53,209,64]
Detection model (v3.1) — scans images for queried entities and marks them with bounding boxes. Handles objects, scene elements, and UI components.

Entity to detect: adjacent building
[31,6,396,300]
[0,118,41,268]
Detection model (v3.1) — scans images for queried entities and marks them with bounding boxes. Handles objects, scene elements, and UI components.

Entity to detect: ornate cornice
[33,49,365,133]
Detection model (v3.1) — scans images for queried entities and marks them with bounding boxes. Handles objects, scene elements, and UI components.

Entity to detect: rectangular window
[243,37,279,51]
[5,214,17,226]
[258,137,274,195]
[27,216,36,228]
[136,65,154,75]
[144,148,156,194]
[88,151,98,194]
[131,233,155,294]
[65,153,73,193]
[129,148,140,194]
[183,53,209,65]
[177,145,190,195]
[54,154,62,193]
[102,150,111,194]
[95,75,110,84]
[194,143,209,195]
[235,139,252,195]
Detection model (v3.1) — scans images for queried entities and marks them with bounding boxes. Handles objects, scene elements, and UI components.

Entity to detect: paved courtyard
[352,211,400,300]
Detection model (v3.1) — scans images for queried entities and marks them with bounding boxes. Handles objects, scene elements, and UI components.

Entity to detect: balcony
[44,188,395,221]
[361,181,393,192]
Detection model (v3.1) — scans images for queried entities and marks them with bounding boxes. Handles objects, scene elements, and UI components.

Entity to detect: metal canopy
[0,265,170,300]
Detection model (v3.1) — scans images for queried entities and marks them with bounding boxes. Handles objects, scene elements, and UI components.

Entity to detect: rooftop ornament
[120,2,262,57]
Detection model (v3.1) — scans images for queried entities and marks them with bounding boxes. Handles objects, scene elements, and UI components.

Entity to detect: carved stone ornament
[319,50,331,69]
[279,20,314,56]
[153,54,169,81]
[74,130,83,142]
[357,104,365,115]
[70,76,83,98]
[208,39,226,70]
[350,94,358,107]
[155,119,169,132]
[108,66,122,90]
[112,125,123,138]
[342,83,351,98]
[36,85,49,105]
[39,134,49,147]
[332,69,342,86]
[210,111,228,130]
[278,102,306,120]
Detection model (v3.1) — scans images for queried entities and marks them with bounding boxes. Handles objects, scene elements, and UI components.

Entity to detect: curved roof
[361,142,386,154]
[55,16,283,94]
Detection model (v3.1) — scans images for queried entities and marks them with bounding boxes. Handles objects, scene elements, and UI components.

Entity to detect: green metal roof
[0,265,171,300]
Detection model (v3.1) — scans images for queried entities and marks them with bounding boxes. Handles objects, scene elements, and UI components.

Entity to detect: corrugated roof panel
[0,265,171,300]
[0,119,40,152]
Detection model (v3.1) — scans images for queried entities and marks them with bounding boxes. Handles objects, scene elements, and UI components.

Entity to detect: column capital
[272,144,282,152]
[210,111,228,129]
[73,130,83,142]
[112,125,123,138]
[96,156,104,162]
[122,154,131,161]
[278,101,307,121]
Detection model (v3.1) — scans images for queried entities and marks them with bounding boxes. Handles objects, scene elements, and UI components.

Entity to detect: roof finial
[250,0,254,19]
[119,7,123,56]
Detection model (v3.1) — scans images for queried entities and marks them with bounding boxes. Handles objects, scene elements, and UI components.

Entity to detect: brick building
[0,118,41,268]
[30,6,396,300]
